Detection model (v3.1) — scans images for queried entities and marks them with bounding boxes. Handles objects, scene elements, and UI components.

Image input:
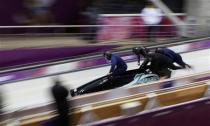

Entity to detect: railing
[0,13,209,40]
[0,24,205,36]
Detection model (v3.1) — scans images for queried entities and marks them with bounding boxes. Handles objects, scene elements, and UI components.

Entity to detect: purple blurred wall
[51,0,80,25]
[0,0,23,25]
[0,45,117,68]
[0,0,81,26]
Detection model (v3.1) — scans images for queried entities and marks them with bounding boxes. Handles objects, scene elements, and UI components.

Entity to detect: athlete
[155,47,191,68]
[103,51,127,76]
[132,47,183,78]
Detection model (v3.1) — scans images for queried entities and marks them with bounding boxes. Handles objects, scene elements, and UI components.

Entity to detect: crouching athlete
[132,47,183,79]
[155,47,191,68]
[103,51,127,76]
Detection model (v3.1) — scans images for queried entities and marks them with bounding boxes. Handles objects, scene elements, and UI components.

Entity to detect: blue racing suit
[162,48,187,68]
[110,54,127,75]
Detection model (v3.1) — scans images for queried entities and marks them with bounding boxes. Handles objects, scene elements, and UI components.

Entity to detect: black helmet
[103,51,112,60]
[132,47,148,56]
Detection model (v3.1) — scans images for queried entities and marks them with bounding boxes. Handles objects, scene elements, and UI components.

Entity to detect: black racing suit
[139,53,182,78]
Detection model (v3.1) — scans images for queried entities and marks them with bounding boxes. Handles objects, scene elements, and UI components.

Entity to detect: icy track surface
[1,48,210,112]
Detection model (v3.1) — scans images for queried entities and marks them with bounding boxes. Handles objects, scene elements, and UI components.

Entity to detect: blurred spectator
[14,0,55,25]
[51,78,70,126]
[141,2,162,42]
[83,1,102,43]
[25,0,55,24]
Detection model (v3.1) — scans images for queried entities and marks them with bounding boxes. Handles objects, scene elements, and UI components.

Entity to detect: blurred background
[0,0,210,126]
[0,0,208,41]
